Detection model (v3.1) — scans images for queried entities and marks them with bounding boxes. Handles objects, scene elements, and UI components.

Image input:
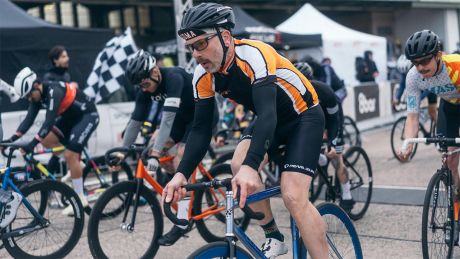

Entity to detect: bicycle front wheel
[194,164,251,242]
[87,181,163,259]
[188,241,253,259]
[422,170,454,259]
[301,203,363,259]
[83,156,134,215]
[3,180,84,259]
[390,116,418,161]
[343,146,373,220]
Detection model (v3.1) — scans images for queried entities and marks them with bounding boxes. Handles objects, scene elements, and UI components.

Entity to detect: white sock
[176,198,190,230]
[341,182,352,200]
[72,177,84,197]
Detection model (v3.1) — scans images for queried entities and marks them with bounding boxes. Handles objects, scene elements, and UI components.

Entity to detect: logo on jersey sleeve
[407,96,417,109]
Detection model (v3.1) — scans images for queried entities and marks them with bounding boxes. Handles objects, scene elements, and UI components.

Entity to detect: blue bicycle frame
[0,166,46,230]
[229,185,307,259]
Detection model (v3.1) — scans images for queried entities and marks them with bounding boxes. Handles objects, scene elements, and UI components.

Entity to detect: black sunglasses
[185,34,217,52]
[411,55,434,67]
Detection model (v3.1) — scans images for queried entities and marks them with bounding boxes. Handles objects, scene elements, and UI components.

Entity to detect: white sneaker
[0,192,23,228]
[261,238,288,258]
[62,195,88,216]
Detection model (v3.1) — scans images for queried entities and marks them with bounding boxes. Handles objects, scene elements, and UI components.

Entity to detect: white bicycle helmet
[396,55,413,74]
[14,67,37,98]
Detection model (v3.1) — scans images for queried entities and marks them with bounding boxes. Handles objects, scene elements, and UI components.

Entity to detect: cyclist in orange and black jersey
[163,3,328,258]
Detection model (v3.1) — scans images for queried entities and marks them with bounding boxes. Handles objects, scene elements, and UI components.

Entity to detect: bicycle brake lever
[235,187,265,220]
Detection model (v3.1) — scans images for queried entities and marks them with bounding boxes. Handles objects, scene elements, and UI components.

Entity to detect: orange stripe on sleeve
[196,73,215,99]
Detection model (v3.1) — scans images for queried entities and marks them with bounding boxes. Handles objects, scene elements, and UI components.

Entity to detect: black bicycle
[309,145,373,220]
[343,116,361,148]
[390,108,436,162]
[402,137,460,259]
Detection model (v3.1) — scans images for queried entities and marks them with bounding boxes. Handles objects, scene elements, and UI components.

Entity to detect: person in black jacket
[43,45,72,84]
[356,50,379,83]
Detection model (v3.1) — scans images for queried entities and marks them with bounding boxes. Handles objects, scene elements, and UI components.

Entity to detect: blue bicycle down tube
[291,217,302,259]
[2,167,10,190]
[234,225,267,259]
[244,186,281,205]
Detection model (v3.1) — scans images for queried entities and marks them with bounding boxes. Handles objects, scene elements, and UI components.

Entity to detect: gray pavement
[1,124,459,258]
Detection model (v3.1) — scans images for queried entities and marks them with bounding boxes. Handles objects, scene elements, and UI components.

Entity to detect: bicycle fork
[120,178,143,233]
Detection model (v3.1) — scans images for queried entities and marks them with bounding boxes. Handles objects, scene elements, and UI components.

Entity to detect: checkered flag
[84,27,138,103]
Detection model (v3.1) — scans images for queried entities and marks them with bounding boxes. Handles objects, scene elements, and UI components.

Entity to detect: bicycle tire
[3,179,84,259]
[343,116,361,148]
[301,203,363,259]
[211,151,234,167]
[309,166,327,203]
[87,181,163,259]
[390,116,418,161]
[421,170,454,259]
[187,241,253,259]
[194,164,251,243]
[82,156,133,215]
[343,146,373,220]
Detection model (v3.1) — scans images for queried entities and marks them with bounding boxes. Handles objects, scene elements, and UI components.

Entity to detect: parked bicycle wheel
[3,180,84,259]
[87,181,163,259]
[82,155,133,215]
[343,146,373,220]
[390,116,418,161]
[343,116,361,148]
[301,203,363,259]
[194,164,251,242]
[422,170,454,259]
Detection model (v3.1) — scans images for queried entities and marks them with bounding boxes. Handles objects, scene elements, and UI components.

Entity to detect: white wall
[394,8,459,53]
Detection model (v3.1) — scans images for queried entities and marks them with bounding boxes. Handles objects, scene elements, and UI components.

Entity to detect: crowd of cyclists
[0,2,459,258]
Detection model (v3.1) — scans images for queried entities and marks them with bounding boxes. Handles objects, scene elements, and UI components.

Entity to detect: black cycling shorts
[427,93,437,105]
[437,99,460,139]
[241,104,325,177]
[52,112,99,153]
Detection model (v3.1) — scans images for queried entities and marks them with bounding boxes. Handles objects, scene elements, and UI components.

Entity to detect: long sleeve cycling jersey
[122,67,195,151]
[15,81,96,145]
[177,38,320,178]
[311,80,340,146]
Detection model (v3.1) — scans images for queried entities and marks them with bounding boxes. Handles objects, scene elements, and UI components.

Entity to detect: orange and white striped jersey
[192,38,319,122]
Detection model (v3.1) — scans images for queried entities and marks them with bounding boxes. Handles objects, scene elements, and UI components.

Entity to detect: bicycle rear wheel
[194,164,251,242]
[301,203,363,259]
[82,156,133,215]
[87,181,163,259]
[390,116,418,161]
[343,146,373,220]
[309,166,327,203]
[422,170,454,259]
[343,116,361,148]
[3,180,84,259]
[188,241,253,259]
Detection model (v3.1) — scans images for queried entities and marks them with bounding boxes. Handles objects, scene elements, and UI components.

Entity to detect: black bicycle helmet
[178,3,235,40]
[405,30,440,60]
[125,49,156,85]
[294,62,314,80]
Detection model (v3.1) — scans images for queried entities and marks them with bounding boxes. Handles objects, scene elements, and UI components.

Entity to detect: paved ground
[1,123,459,258]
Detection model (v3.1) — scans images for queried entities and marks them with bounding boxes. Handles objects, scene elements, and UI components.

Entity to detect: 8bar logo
[354,84,380,122]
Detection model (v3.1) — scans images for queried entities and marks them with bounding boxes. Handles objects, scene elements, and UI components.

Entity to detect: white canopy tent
[277,4,387,85]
